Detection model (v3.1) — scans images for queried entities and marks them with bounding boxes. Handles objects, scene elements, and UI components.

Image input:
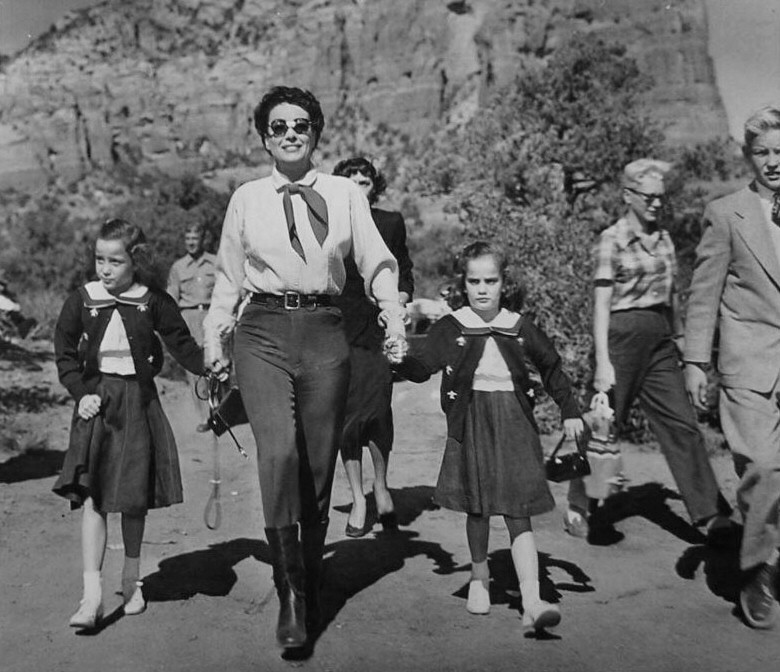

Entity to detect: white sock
[83,570,102,604]
[511,532,540,607]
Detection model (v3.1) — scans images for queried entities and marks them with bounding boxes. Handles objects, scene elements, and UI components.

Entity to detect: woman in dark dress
[332,158,415,536]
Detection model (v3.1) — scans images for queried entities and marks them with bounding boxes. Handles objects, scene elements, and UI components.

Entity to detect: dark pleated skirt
[340,345,394,460]
[52,375,183,515]
[434,390,555,518]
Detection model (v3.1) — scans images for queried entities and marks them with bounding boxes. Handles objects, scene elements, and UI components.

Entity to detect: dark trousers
[233,302,350,529]
[572,308,723,523]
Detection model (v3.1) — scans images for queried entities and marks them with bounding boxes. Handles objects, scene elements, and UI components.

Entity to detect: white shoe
[123,580,146,616]
[69,599,104,629]
[466,578,490,615]
[522,600,561,632]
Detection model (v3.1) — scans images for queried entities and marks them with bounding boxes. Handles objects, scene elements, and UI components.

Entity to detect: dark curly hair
[253,86,325,148]
[96,218,164,292]
[448,240,522,311]
[332,156,387,204]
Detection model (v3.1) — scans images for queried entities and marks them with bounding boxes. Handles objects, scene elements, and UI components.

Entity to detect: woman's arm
[204,191,247,367]
[592,284,614,392]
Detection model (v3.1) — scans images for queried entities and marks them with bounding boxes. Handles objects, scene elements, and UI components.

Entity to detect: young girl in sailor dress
[53,218,204,629]
[396,241,584,632]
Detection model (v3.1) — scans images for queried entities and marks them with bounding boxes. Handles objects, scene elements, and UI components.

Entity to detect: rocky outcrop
[0,0,728,190]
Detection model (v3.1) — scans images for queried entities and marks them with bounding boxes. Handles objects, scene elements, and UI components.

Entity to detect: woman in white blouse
[204,86,405,652]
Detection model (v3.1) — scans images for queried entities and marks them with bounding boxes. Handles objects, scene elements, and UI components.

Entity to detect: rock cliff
[0,0,728,190]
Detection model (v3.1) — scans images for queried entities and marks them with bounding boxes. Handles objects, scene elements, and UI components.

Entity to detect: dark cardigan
[54,284,205,405]
[396,313,581,442]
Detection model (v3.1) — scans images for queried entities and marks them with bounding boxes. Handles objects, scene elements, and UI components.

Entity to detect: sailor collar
[451,307,521,337]
[80,281,151,310]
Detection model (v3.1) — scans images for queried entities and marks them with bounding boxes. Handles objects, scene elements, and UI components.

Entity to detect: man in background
[167,222,216,431]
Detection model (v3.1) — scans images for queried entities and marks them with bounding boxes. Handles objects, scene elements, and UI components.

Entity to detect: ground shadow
[675,525,744,606]
[332,484,441,532]
[0,447,64,483]
[594,482,706,545]
[142,537,268,602]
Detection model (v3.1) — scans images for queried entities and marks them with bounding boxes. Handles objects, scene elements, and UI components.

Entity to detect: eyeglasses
[267,118,313,138]
[625,187,666,206]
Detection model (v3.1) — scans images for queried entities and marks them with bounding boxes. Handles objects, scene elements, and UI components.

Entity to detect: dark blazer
[335,207,415,348]
[684,184,780,392]
[55,284,205,405]
[395,313,580,442]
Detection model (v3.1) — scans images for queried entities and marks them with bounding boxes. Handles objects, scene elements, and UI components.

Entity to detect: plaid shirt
[593,217,676,311]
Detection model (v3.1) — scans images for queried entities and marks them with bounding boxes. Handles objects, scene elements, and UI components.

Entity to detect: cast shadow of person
[439,549,593,641]
[675,527,744,614]
[0,446,64,484]
[591,482,708,546]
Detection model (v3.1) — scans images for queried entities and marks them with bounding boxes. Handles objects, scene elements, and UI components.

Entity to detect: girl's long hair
[97,218,165,292]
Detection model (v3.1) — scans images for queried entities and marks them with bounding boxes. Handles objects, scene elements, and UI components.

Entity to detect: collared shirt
[593,216,676,312]
[753,181,780,265]
[204,166,400,351]
[457,308,516,392]
[167,252,216,308]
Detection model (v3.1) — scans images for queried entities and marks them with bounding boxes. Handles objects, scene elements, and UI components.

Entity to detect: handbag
[581,391,626,499]
[545,431,591,483]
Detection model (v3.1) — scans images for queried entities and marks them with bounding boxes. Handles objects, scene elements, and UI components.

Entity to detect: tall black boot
[301,517,329,634]
[266,525,307,648]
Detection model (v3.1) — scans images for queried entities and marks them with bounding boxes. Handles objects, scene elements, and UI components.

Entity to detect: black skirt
[53,375,183,515]
[434,390,555,518]
[340,345,394,460]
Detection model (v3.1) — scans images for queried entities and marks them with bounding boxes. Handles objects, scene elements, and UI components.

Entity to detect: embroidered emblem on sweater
[445,365,453,375]
[527,388,535,398]
[90,308,99,318]
[456,336,465,346]
[447,390,458,400]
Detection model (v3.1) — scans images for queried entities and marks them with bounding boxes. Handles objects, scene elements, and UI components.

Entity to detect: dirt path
[1,348,779,672]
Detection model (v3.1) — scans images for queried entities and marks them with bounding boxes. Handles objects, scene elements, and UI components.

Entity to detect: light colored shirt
[90,282,149,376]
[204,167,401,358]
[592,216,676,312]
[453,307,516,392]
[167,252,217,308]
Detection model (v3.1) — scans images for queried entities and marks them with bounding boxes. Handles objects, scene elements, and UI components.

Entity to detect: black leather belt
[181,303,210,311]
[250,292,332,310]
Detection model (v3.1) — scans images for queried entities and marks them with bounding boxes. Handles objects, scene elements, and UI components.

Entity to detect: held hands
[77,394,102,421]
[378,306,409,364]
[563,417,585,441]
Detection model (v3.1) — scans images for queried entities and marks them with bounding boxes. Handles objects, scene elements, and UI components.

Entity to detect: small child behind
[396,241,583,632]
[52,218,205,629]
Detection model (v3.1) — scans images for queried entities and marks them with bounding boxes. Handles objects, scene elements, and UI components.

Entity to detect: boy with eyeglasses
[566,158,731,545]
[684,106,780,629]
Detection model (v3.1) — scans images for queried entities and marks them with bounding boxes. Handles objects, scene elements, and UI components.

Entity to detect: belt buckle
[283,291,301,310]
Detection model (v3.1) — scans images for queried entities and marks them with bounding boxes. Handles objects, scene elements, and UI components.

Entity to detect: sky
[0,0,779,139]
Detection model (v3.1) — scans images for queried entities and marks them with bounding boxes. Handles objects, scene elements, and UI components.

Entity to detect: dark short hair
[97,218,163,291]
[332,156,387,204]
[253,86,325,144]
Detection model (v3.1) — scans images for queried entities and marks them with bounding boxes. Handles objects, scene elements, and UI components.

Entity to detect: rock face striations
[0,0,728,189]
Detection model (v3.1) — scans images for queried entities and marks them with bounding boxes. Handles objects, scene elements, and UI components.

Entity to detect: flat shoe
[345,521,372,538]
[69,600,104,629]
[466,579,490,615]
[123,580,146,616]
[522,601,561,632]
